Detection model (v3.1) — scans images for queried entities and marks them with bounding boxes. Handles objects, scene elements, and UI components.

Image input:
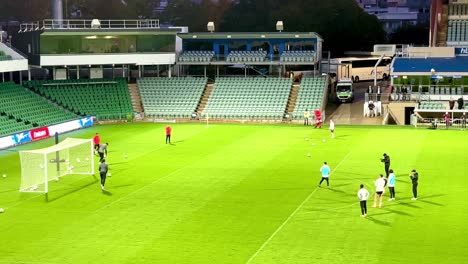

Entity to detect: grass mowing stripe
[4,174,98,210]
[245,150,353,264]
[95,152,200,213]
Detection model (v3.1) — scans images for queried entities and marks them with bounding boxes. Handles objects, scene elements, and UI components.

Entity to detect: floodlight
[91,19,101,29]
[207,22,215,33]
[276,21,284,32]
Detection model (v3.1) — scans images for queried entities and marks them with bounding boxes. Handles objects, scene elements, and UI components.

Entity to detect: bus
[323,56,392,83]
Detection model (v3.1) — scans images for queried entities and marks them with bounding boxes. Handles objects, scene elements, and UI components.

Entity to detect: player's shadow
[101,190,112,196]
[334,171,372,179]
[417,194,445,206]
[383,207,413,217]
[397,201,422,209]
[110,184,134,189]
[328,183,350,188]
[263,187,311,191]
[366,214,392,227]
[396,179,411,184]
[418,199,444,206]
[325,187,346,194]
[171,140,185,144]
[108,161,128,165]
[422,193,445,199]
[46,179,99,202]
[335,134,350,139]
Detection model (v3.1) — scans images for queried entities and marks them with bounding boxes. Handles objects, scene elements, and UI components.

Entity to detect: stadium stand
[448,20,468,42]
[24,79,133,120]
[138,77,207,118]
[428,86,463,95]
[0,115,34,136]
[0,50,12,61]
[449,4,468,16]
[226,51,267,63]
[280,50,315,63]
[202,77,292,119]
[292,77,326,120]
[0,82,77,133]
[447,3,468,43]
[178,51,214,62]
[419,101,445,110]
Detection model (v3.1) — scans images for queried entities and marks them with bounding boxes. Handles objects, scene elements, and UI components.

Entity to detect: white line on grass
[245,151,353,264]
[95,162,193,212]
[95,127,211,212]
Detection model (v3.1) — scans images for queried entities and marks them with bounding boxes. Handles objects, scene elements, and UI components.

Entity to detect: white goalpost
[19,138,95,194]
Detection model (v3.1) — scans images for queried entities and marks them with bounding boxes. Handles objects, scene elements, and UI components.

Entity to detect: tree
[0,0,50,22]
[220,0,281,32]
[68,0,128,19]
[220,0,387,56]
[161,0,233,31]
[389,23,430,46]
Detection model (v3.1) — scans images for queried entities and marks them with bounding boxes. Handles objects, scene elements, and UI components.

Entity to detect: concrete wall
[408,47,455,58]
[40,53,176,66]
[387,102,417,125]
[0,42,28,73]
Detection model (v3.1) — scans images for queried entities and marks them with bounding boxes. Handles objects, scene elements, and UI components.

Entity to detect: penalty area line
[245,151,352,264]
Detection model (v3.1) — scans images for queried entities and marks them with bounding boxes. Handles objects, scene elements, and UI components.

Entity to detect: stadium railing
[280,50,315,63]
[178,51,214,62]
[226,51,267,63]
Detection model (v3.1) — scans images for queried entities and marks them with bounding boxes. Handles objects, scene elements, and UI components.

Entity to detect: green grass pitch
[0,123,467,264]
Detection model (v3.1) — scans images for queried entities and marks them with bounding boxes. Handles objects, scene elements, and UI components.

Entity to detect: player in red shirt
[444,112,450,129]
[93,133,100,153]
[166,125,172,144]
[314,109,322,128]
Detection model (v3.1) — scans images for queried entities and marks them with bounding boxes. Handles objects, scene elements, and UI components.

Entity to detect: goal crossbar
[22,138,92,154]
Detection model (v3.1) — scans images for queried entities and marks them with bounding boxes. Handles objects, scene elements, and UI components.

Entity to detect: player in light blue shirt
[318,162,331,187]
[387,169,396,201]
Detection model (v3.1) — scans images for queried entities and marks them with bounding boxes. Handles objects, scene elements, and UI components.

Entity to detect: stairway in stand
[436,5,448,47]
[128,83,143,115]
[285,84,300,119]
[196,83,214,115]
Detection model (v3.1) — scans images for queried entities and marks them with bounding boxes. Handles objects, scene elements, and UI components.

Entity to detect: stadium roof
[392,57,468,76]
[178,32,323,41]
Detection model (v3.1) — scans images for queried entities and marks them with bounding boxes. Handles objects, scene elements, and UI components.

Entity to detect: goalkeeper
[99,159,108,191]
[98,142,108,162]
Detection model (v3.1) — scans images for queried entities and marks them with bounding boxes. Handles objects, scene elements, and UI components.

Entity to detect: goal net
[19,138,95,193]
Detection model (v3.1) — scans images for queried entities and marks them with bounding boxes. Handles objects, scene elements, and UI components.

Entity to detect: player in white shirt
[357,184,370,217]
[373,174,387,208]
[329,119,335,139]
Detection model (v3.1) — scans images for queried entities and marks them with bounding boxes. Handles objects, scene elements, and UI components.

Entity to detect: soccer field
[0,123,467,264]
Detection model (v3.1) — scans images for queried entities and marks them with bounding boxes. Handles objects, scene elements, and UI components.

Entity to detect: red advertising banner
[30,127,50,141]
